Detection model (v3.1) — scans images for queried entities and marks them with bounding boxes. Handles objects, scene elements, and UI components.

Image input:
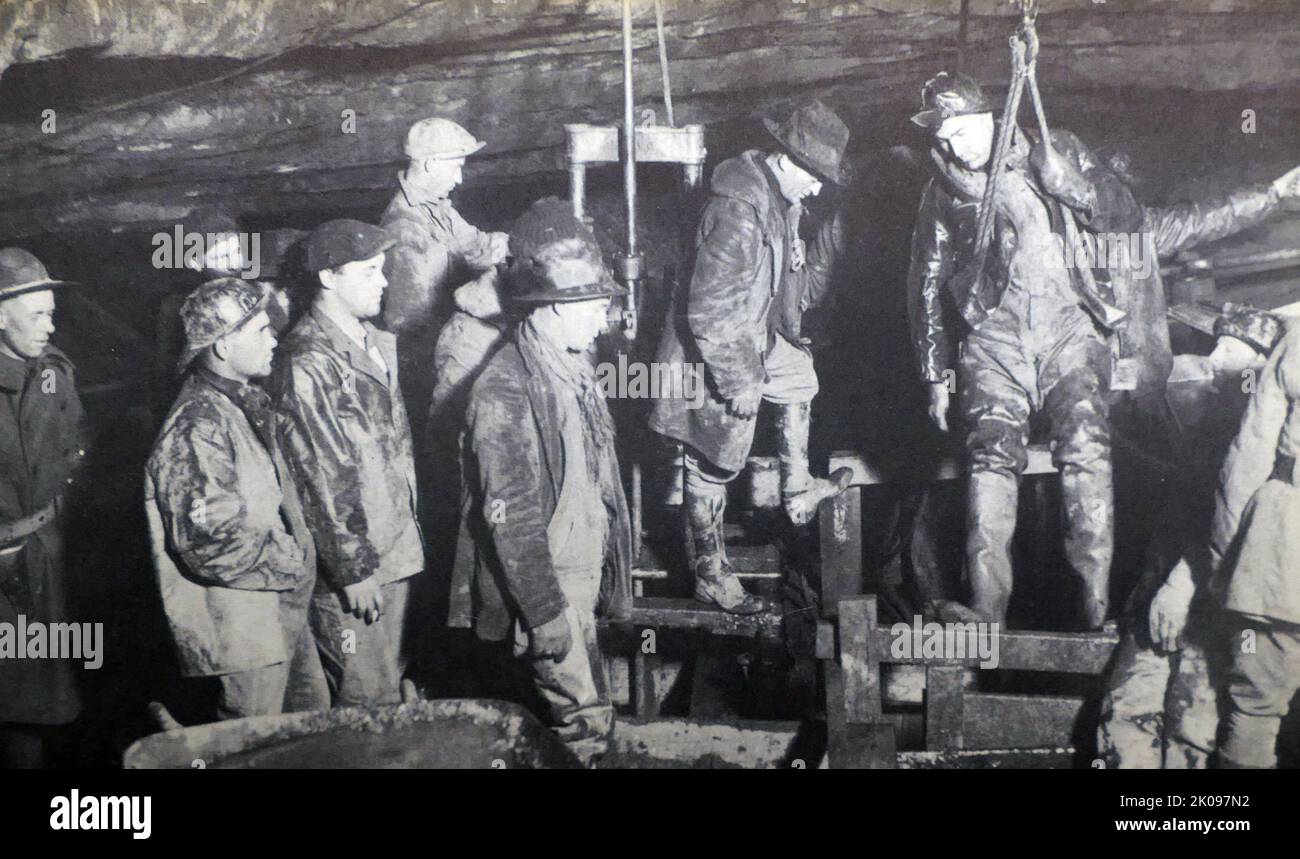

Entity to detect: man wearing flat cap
[381,118,509,444]
[272,219,424,707]
[146,278,327,722]
[452,200,632,763]
[0,248,88,766]
[648,99,853,615]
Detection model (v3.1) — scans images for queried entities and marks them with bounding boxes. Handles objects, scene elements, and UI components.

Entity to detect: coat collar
[0,345,68,393]
[307,306,393,389]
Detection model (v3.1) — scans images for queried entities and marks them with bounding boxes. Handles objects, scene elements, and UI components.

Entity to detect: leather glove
[1031,138,1093,211]
[529,612,573,662]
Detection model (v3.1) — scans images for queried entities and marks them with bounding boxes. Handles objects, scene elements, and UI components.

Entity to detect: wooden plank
[838,595,881,722]
[618,597,782,638]
[632,649,659,719]
[867,626,1118,674]
[817,483,861,618]
[924,664,965,751]
[962,694,1086,751]
[633,543,781,581]
[830,444,1057,488]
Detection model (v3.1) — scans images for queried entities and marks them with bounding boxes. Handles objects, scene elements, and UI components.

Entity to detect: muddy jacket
[907,128,1142,384]
[0,346,88,724]
[380,175,508,337]
[1210,323,1300,625]
[449,336,633,641]
[1114,185,1283,403]
[430,267,509,430]
[272,308,423,589]
[648,150,840,472]
[146,368,315,676]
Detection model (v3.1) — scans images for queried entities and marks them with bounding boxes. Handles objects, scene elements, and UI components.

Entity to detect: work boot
[685,486,766,615]
[965,469,1019,625]
[777,401,853,526]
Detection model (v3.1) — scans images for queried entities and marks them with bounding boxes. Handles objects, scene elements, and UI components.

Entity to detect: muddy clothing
[380,177,508,440]
[272,307,423,589]
[430,269,509,431]
[1209,326,1300,765]
[648,150,840,473]
[450,323,632,644]
[1098,356,1250,767]
[0,347,88,725]
[146,369,325,714]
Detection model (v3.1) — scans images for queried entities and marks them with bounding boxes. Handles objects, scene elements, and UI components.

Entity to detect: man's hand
[1148,558,1195,653]
[927,381,952,432]
[529,612,572,662]
[1271,164,1300,199]
[342,577,384,625]
[1031,139,1089,204]
[726,389,762,420]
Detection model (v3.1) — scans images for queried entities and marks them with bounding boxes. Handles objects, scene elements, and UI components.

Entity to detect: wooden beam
[866,625,1119,674]
[615,597,782,638]
[830,444,1057,488]
[962,694,1086,751]
[817,485,862,618]
[924,664,965,751]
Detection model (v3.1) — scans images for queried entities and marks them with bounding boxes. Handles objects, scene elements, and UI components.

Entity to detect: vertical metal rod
[622,0,637,257]
[654,0,675,127]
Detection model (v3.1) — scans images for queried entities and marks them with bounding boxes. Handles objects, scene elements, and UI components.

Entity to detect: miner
[273,220,424,707]
[450,206,632,764]
[0,248,88,767]
[906,72,1143,629]
[381,117,509,440]
[648,100,853,615]
[146,278,327,721]
[1208,314,1300,768]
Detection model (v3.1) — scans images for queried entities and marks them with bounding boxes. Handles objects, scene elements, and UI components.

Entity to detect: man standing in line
[273,220,424,707]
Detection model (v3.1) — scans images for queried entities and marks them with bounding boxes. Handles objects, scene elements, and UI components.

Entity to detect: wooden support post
[839,595,881,722]
[925,664,965,751]
[632,647,660,719]
[818,482,861,618]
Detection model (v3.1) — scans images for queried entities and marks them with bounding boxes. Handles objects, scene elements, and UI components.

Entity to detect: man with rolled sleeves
[273,220,424,707]
[0,248,88,767]
[146,278,326,721]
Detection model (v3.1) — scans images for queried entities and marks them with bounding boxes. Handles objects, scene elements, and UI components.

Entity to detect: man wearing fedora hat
[146,278,327,721]
[451,201,632,763]
[0,248,87,766]
[272,219,424,707]
[648,99,853,615]
[906,71,1146,629]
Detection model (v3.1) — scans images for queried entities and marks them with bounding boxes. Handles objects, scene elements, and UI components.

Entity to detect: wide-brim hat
[510,237,629,304]
[176,277,269,374]
[0,248,77,302]
[763,99,850,187]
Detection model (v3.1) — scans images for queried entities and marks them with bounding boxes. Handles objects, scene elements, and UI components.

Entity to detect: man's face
[219,310,277,380]
[934,112,995,171]
[418,157,466,199]
[774,155,824,204]
[0,290,56,360]
[323,252,388,320]
[551,297,612,352]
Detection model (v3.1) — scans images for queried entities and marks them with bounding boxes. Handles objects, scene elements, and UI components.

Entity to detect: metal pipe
[622,0,638,257]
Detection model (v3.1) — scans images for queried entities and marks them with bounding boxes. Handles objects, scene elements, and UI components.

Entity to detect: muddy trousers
[1219,615,1300,768]
[959,320,1114,627]
[214,616,330,721]
[311,577,413,708]
[516,564,612,763]
[1097,629,1219,769]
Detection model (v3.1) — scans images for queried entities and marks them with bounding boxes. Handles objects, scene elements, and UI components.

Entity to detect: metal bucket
[123,699,581,769]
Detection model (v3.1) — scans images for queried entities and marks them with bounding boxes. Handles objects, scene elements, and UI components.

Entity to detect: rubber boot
[964,469,1019,624]
[1060,464,1113,631]
[777,402,852,526]
[685,484,766,615]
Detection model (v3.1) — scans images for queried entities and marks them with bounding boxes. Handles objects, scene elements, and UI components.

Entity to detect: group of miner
[3,70,1300,768]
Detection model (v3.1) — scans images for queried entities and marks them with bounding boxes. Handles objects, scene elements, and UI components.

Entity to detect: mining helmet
[404,118,487,161]
[910,72,991,130]
[176,278,267,374]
